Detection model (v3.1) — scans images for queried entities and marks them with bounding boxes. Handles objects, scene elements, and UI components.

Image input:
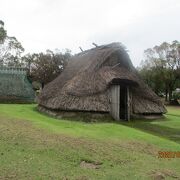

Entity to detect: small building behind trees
[0,67,35,103]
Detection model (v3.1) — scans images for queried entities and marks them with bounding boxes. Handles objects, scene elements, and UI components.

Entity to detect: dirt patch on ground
[105,140,160,157]
[75,176,89,180]
[149,169,179,180]
[80,160,102,169]
[125,141,159,156]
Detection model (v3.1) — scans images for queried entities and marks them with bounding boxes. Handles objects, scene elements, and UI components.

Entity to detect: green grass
[0,104,180,179]
[120,106,180,144]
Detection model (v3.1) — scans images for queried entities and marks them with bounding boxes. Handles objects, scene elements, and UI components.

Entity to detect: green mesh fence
[0,68,35,103]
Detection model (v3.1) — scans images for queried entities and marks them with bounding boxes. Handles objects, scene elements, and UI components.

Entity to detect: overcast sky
[1,0,180,66]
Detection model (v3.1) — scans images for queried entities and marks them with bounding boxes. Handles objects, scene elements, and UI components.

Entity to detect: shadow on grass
[166,114,180,118]
[119,119,180,144]
[34,106,180,144]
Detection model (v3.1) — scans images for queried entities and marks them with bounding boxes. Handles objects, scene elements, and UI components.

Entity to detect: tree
[139,41,180,102]
[139,66,165,96]
[21,53,37,73]
[0,20,71,84]
[23,49,72,84]
[0,20,24,67]
[0,20,7,44]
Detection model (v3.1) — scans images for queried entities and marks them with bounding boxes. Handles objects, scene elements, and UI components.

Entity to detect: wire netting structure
[0,67,35,103]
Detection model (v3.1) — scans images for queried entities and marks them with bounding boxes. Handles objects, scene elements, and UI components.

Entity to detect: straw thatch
[38,42,166,118]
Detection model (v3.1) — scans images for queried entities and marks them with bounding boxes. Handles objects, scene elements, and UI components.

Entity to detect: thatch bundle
[38,42,166,119]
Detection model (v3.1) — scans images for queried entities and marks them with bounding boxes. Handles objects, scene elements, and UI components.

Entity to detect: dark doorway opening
[119,86,128,120]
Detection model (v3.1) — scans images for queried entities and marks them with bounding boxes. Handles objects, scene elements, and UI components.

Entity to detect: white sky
[1,0,180,66]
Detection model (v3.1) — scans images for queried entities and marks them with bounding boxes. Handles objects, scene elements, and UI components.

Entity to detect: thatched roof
[38,42,166,114]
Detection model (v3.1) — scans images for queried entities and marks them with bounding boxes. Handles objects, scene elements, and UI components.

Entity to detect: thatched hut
[0,67,35,103]
[38,42,166,120]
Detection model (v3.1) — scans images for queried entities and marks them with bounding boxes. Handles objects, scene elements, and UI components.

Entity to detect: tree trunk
[168,89,172,102]
[165,88,168,101]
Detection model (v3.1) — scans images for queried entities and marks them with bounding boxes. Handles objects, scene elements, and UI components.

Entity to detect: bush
[173,92,180,100]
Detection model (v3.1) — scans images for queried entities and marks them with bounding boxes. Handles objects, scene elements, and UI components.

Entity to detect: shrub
[173,92,180,100]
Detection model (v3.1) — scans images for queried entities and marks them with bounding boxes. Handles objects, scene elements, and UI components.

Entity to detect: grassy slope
[121,106,180,144]
[0,104,180,179]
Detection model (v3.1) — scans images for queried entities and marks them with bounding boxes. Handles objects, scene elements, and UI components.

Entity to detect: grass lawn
[0,104,180,179]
